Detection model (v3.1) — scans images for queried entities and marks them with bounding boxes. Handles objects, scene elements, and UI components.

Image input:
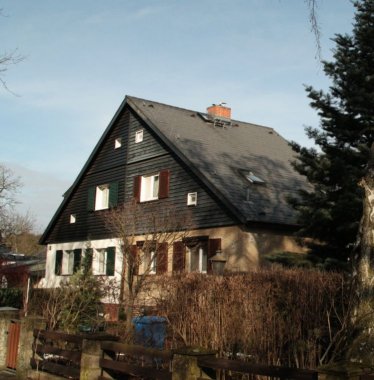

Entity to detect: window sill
[139,198,159,203]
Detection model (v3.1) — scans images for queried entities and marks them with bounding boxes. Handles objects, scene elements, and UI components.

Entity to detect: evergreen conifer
[291,0,374,263]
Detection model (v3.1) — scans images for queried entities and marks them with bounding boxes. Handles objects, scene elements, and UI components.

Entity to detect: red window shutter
[133,175,141,202]
[130,245,139,276]
[173,242,186,273]
[156,243,168,274]
[208,238,221,274]
[158,170,170,199]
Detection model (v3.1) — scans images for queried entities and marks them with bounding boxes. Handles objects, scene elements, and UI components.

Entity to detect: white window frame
[61,251,74,275]
[187,192,197,206]
[70,214,76,224]
[135,129,144,143]
[188,246,207,273]
[95,184,110,210]
[140,174,159,202]
[93,249,107,275]
[144,250,156,275]
[114,137,122,149]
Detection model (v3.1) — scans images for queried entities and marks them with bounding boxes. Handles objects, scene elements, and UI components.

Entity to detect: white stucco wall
[41,238,123,304]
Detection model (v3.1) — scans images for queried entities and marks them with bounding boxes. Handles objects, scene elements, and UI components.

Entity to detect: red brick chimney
[207,103,231,119]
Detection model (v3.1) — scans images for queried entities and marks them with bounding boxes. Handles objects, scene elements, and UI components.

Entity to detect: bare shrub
[156,267,348,368]
[104,199,192,331]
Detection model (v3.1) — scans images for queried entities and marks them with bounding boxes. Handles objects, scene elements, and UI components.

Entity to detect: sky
[0,0,356,232]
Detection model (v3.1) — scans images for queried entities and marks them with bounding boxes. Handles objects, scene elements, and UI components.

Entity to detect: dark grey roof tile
[128,96,308,226]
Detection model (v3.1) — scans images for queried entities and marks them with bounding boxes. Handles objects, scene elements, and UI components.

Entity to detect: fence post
[80,334,119,380]
[318,362,372,380]
[172,347,216,380]
[80,338,102,380]
[18,316,46,379]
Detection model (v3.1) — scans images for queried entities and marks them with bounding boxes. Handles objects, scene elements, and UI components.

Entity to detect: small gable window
[87,182,119,211]
[70,214,76,224]
[135,129,143,143]
[241,170,265,184]
[114,138,122,149]
[187,192,197,206]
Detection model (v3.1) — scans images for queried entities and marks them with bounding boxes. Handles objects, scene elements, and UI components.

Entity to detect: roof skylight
[241,170,265,184]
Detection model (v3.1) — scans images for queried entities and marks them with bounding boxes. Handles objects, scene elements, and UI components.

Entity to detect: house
[0,251,45,289]
[0,250,45,311]
[40,96,308,313]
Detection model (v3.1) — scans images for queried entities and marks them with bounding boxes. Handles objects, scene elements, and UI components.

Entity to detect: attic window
[241,170,265,184]
[114,138,122,149]
[70,214,76,224]
[135,129,143,143]
[187,192,197,206]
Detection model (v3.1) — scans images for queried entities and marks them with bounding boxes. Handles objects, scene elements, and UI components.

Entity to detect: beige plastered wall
[172,225,305,272]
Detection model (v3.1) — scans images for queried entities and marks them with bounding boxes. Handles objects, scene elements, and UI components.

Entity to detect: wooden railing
[30,329,321,380]
[198,357,319,380]
[30,329,83,379]
[99,340,173,380]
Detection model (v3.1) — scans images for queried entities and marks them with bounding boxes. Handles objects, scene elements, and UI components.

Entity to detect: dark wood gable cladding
[43,101,234,244]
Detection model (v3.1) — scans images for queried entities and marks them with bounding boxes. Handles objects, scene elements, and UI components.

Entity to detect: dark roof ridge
[127,95,275,132]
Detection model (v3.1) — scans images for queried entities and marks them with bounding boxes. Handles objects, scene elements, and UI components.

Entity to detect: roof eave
[245,219,301,233]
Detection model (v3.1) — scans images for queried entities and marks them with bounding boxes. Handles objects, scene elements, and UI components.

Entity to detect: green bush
[264,251,350,271]
[29,269,105,333]
[0,288,23,309]
[59,270,105,333]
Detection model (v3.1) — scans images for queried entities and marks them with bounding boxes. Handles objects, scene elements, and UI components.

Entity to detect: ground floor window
[137,241,168,275]
[55,249,81,275]
[93,247,115,276]
[173,237,221,274]
[188,242,208,273]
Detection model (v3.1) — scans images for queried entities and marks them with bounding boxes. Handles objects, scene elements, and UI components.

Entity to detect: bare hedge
[156,267,348,368]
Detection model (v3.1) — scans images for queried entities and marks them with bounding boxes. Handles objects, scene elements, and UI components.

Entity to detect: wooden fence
[99,340,172,380]
[198,357,319,380]
[30,329,83,379]
[28,329,374,380]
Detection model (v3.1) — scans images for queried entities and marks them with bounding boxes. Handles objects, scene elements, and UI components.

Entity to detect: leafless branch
[305,0,322,61]
[104,199,193,331]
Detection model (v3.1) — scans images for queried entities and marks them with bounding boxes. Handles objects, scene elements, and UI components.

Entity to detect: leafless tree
[105,199,192,332]
[1,211,37,253]
[0,164,21,213]
[0,9,24,93]
[0,164,22,242]
[0,165,37,252]
[0,49,23,93]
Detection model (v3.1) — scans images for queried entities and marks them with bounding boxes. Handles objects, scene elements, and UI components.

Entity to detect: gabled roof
[40,95,307,244]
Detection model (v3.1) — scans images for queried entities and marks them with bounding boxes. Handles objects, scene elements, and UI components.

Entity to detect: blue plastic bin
[132,316,167,348]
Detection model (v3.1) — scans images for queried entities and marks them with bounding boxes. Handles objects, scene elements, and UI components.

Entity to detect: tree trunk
[348,142,374,363]
[357,143,374,287]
